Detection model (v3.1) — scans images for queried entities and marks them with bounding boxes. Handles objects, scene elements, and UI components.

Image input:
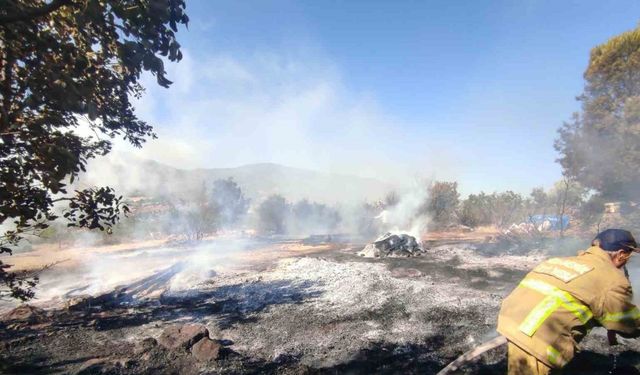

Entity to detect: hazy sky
[126,0,640,196]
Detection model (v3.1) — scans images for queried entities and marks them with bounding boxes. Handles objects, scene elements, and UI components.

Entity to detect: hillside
[81,155,394,204]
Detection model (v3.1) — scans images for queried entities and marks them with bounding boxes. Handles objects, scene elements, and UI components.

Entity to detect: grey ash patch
[1,241,639,374]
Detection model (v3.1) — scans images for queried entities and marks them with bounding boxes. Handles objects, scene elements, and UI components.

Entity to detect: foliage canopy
[555,26,640,200]
[426,181,459,227]
[257,194,288,234]
[210,178,250,228]
[0,0,188,299]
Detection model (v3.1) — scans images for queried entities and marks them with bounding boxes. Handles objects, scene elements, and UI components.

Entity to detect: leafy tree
[0,0,188,300]
[529,187,548,213]
[579,195,606,231]
[426,181,459,227]
[549,179,585,227]
[292,199,314,222]
[210,178,250,228]
[527,182,585,216]
[171,182,217,241]
[459,192,493,228]
[289,199,341,234]
[555,26,640,200]
[491,191,525,227]
[257,195,289,234]
[460,190,527,228]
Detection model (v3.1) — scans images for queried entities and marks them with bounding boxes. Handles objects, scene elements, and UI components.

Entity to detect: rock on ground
[191,338,221,362]
[157,323,209,350]
[1,304,48,324]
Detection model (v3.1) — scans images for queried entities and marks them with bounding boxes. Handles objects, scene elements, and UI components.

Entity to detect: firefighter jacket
[497,246,640,368]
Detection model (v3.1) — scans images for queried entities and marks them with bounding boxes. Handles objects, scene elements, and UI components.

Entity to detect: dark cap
[594,229,639,252]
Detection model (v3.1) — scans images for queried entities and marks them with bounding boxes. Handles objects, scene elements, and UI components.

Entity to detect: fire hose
[436,335,507,375]
[436,331,622,375]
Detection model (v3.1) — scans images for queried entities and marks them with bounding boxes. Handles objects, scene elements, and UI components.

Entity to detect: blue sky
[127,0,640,197]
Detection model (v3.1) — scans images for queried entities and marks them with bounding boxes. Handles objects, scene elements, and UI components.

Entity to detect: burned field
[1,238,640,374]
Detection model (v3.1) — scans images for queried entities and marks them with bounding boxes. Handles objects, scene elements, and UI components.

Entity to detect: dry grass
[2,239,176,272]
[0,238,338,273]
[422,226,501,242]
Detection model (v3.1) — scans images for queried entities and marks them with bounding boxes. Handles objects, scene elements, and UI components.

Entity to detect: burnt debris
[358,232,424,258]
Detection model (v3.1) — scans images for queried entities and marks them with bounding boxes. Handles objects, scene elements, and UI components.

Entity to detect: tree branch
[0,0,74,25]
[0,49,13,132]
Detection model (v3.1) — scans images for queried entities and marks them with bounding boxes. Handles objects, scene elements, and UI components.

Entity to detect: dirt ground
[1,236,640,374]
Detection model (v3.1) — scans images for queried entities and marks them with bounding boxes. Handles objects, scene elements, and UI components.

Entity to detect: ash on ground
[358,232,424,258]
[1,238,639,374]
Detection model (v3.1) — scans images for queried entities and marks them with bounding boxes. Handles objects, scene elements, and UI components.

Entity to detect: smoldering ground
[4,234,640,374]
[0,236,507,374]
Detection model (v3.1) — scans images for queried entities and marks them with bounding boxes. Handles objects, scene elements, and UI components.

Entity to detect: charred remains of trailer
[358,232,424,258]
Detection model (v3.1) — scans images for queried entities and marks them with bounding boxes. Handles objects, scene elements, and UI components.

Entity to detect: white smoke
[377,182,431,239]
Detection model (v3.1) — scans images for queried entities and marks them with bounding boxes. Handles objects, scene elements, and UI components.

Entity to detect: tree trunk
[559,178,570,238]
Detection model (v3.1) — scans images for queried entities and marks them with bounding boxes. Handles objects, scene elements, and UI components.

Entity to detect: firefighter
[497,228,640,374]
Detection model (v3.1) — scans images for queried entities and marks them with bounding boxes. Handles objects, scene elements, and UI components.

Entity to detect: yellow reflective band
[602,307,640,323]
[546,258,592,274]
[519,295,561,336]
[547,345,567,367]
[521,279,593,323]
[518,278,593,336]
[562,298,592,323]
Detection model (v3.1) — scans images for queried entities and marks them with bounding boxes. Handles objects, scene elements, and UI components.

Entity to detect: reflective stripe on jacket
[497,246,640,368]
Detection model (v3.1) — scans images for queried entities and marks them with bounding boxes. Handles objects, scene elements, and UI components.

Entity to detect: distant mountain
[82,156,394,204]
